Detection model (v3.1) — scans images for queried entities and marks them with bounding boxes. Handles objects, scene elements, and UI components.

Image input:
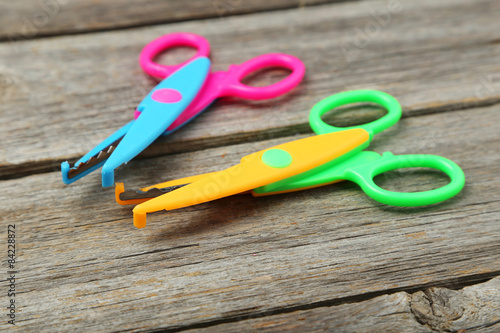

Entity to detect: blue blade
[61,121,134,184]
[101,56,211,187]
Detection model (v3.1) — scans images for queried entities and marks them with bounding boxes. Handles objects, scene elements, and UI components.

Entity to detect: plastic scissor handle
[218,53,305,100]
[309,90,402,138]
[347,152,466,206]
[139,32,211,78]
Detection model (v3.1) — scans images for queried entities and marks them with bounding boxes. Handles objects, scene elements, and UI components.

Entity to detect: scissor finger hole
[320,102,387,128]
[152,46,199,67]
[240,67,293,87]
[373,167,451,193]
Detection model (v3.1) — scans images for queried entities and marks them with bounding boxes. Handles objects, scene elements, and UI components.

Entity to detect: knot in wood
[410,287,465,331]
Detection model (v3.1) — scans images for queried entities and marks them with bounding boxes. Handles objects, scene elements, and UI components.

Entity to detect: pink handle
[218,53,305,100]
[139,32,211,78]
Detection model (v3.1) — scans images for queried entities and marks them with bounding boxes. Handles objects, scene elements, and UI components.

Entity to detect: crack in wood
[118,244,200,259]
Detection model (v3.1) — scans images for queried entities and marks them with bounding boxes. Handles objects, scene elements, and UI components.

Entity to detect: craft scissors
[61,32,305,187]
[115,90,466,228]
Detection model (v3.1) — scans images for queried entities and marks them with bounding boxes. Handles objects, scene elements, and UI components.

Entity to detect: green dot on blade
[261,149,293,168]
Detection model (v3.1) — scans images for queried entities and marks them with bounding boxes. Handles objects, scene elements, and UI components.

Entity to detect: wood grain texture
[0,0,337,40]
[1,0,500,179]
[1,104,499,331]
[185,277,500,332]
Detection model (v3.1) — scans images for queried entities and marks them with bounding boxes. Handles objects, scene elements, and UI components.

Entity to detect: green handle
[309,90,402,138]
[346,153,465,206]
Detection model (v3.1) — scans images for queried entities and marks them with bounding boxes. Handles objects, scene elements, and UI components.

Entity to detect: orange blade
[115,172,219,205]
[133,128,369,228]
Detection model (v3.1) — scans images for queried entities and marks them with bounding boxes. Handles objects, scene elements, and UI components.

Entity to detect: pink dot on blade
[151,88,183,103]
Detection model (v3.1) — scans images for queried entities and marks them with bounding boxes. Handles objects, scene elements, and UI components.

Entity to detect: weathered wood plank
[185,277,500,332]
[0,0,338,41]
[1,104,499,331]
[1,0,500,179]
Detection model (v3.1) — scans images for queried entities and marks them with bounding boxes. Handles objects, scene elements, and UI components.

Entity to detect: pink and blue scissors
[61,32,305,187]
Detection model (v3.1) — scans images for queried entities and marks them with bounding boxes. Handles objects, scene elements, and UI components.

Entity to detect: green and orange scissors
[116,90,465,228]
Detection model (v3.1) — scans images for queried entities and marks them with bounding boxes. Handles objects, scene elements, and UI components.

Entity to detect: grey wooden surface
[0,0,336,40]
[1,0,499,332]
